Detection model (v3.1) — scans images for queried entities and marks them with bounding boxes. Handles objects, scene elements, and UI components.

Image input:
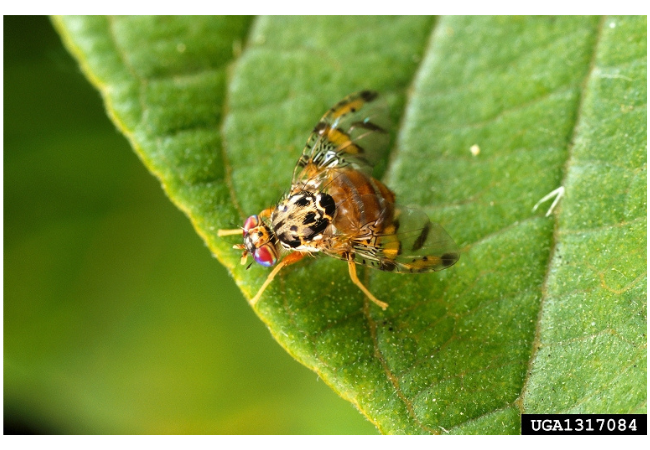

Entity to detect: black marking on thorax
[272,191,336,249]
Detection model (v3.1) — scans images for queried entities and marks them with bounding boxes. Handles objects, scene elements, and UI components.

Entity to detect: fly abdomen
[327,167,395,235]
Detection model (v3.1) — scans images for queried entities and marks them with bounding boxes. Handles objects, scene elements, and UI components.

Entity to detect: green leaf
[53,15,646,434]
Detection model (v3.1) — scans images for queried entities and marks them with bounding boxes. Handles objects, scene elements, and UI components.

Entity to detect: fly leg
[250,251,306,307]
[347,259,389,310]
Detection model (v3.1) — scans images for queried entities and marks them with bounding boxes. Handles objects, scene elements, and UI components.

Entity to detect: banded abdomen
[326,167,395,237]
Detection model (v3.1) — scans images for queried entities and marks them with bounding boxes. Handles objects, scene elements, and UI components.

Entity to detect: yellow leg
[217,228,243,236]
[347,260,389,310]
[250,259,287,306]
[250,252,306,307]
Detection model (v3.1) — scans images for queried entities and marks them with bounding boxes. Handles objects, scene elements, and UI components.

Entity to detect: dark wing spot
[441,252,460,267]
[289,225,298,232]
[360,90,378,102]
[313,122,327,134]
[351,120,386,133]
[379,260,397,272]
[411,222,431,251]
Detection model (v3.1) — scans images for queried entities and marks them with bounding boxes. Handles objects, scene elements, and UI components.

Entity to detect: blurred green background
[3,15,376,434]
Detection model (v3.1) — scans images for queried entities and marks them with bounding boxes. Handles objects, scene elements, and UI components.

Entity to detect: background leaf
[7,15,645,434]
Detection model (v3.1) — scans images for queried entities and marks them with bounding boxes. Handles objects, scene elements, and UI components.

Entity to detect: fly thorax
[272,191,336,249]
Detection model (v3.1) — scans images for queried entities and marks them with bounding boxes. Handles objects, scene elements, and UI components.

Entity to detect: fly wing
[381,205,460,273]
[325,203,460,273]
[292,90,391,190]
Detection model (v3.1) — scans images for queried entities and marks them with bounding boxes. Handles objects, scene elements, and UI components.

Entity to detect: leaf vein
[519,15,608,413]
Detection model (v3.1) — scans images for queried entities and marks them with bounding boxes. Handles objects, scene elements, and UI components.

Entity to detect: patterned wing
[326,204,460,273]
[292,90,391,189]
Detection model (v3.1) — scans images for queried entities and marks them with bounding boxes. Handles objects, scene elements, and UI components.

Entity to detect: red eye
[243,215,259,234]
[254,245,277,267]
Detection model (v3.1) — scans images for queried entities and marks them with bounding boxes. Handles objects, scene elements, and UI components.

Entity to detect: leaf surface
[54,15,646,433]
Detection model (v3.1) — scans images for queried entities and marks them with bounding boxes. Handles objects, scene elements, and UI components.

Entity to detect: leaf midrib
[518,15,606,414]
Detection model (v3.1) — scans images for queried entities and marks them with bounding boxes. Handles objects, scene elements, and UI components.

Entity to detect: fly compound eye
[243,215,259,234]
[254,245,277,267]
